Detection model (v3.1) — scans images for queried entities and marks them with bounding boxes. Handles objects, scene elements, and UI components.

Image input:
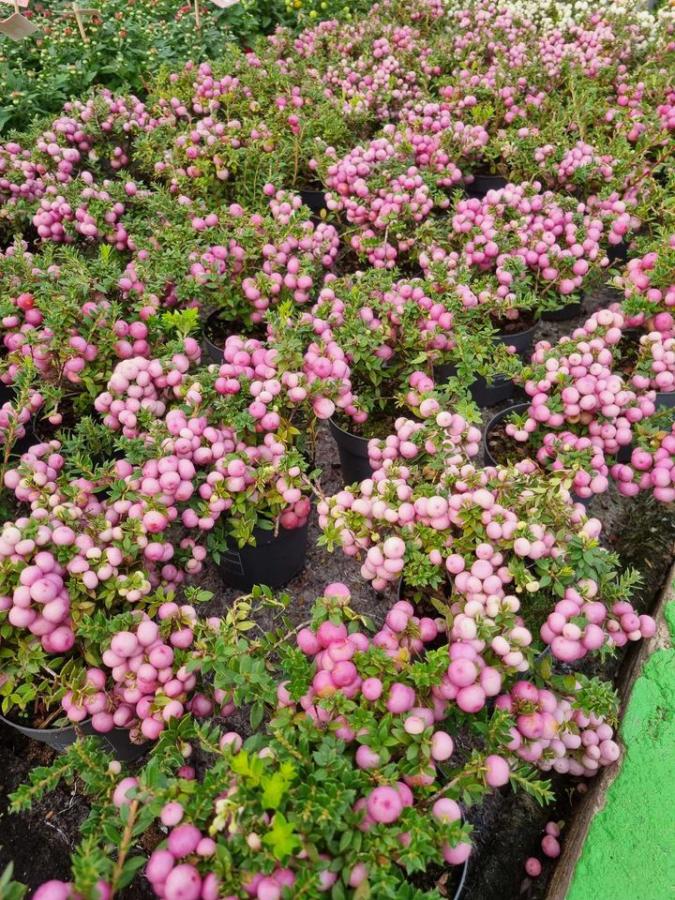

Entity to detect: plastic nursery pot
[202,309,228,365]
[299,189,328,215]
[484,403,593,507]
[434,362,515,408]
[0,712,147,760]
[328,417,375,486]
[656,391,675,412]
[483,402,530,468]
[465,174,507,199]
[607,241,628,264]
[216,520,310,592]
[497,321,538,357]
[541,298,583,322]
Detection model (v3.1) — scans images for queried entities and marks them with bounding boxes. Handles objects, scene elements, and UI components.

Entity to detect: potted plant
[610,411,675,503]
[15,573,646,898]
[430,182,616,321]
[0,437,212,751]
[302,269,477,483]
[318,121,463,268]
[135,53,359,207]
[130,318,356,588]
[483,307,659,499]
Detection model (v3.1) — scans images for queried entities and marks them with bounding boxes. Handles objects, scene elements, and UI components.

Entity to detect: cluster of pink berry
[449,183,607,298]
[131,406,311,536]
[372,597,442,666]
[540,582,656,662]
[1,442,207,641]
[497,680,621,776]
[432,640,505,715]
[535,431,610,499]
[447,594,533,672]
[610,421,675,503]
[368,410,481,472]
[290,583,473,867]
[400,101,490,160]
[535,140,616,191]
[308,278,457,392]
[94,342,200,437]
[3,439,102,511]
[320,413,604,592]
[319,24,436,121]
[0,391,42,446]
[1,284,154,395]
[186,197,340,325]
[97,606,214,740]
[145,818,220,900]
[0,520,75,655]
[0,89,152,212]
[618,238,675,314]
[510,308,655,456]
[631,331,675,394]
[145,60,290,196]
[586,191,640,252]
[322,128,460,266]
[211,331,357,424]
[32,177,131,249]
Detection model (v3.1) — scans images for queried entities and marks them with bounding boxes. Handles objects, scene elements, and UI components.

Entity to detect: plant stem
[110,799,139,897]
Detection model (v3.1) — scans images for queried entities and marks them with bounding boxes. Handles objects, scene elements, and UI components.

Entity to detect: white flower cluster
[444,0,672,46]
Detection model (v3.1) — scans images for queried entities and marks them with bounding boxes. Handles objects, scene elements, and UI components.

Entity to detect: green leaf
[262,812,301,860]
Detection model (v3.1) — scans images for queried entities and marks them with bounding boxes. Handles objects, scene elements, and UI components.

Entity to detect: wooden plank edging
[545,560,675,900]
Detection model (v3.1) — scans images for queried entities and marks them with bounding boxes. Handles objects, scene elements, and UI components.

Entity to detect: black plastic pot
[328,418,374,486]
[0,712,146,759]
[616,443,633,464]
[466,174,507,199]
[202,310,227,365]
[300,189,327,215]
[607,241,628,264]
[217,520,309,591]
[483,402,529,467]
[496,322,538,357]
[656,391,675,412]
[434,363,515,407]
[541,300,583,322]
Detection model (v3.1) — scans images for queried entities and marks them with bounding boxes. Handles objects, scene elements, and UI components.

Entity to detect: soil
[485,413,533,466]
[493,310,537,335]
[204,311,264,351]
[1,282,674,898]
[331,410,400,441]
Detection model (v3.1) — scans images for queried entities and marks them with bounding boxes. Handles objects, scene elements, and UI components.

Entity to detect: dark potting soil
[486,418,533,465]
[2,284,674,899]
[204,314,265,349]
[493,310,537,335]
[332,411,400,441]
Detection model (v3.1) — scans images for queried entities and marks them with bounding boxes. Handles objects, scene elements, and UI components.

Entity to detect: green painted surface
[567,599,675,900]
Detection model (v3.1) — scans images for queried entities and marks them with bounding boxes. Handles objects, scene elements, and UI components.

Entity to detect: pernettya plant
[15,580,628,900]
